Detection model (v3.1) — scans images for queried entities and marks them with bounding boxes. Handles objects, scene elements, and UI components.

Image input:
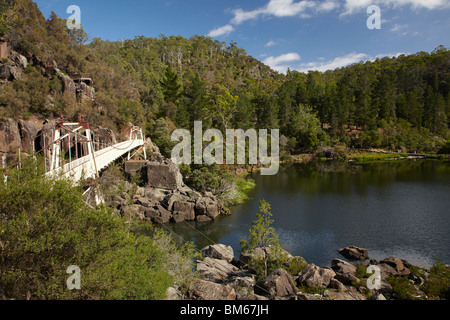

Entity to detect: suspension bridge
[3,115,146,185]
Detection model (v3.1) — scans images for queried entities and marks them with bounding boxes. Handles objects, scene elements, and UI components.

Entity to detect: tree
[160,65,182,104]
[180,73,211,130]
[0,0,17,36]
[240,200,288,279]
[289,104,325,151]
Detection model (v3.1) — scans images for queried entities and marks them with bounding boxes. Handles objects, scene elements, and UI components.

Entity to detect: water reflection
[161,160,450,267]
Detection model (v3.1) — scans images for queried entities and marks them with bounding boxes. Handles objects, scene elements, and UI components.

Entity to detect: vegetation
[240,200,288,279]
[0,163,196,300]
[1,0,448,160]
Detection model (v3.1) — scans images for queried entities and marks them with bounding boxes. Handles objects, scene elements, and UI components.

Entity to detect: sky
[33,0,450,74]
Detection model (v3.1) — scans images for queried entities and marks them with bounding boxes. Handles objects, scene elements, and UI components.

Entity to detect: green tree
[160,65,182,104]
[240,200,288,279]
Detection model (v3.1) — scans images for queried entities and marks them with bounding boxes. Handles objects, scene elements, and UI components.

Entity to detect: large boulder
[201,244,235,263]
[331,258,357,275]
[172,200,196,222]
[146,157,184,190]
[196,257,239,283]
[195,196,222,220]
[188,279,236,300]
[59,74,76,101]
[254,268,297,298]
[338,246,369,261]
[378,257,411,277]
[297,264,336,288]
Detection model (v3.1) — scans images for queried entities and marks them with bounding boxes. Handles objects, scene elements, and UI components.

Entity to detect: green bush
[240,200,288,279]
[422,259,450,299]
[0,163,195,300]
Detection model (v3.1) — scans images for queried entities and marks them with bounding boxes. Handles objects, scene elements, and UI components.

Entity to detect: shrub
[422,259,450,299]
[240,200,288,279]
[0,163,195,300]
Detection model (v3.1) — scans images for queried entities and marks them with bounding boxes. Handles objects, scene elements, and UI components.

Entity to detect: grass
[350,153,406,163]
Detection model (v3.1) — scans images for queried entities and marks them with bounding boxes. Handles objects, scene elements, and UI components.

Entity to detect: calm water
[163,160,450,267]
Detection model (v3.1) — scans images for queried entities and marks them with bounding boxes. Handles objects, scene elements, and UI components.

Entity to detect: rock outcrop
[183,244,439,301]
[338,246,370,261]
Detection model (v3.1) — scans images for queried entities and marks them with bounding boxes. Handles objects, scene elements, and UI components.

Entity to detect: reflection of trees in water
[154,218,235,250]
[253,160,450,196]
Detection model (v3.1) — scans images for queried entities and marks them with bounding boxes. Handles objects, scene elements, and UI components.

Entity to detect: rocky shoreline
[169,244,447,301]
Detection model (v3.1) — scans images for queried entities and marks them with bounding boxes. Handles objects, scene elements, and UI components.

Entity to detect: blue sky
[34,0,450,74]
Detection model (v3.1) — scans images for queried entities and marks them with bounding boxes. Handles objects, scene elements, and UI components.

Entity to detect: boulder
[146,159,183,190]
[172,200,195,221]
[334,272,360,285]
[145,205,171,223]
[163,193,189,211]
[331,258,357,275]
[188,279,236,300]
[201,244,235,263]
[195,196,222,220]
[59,74,76,101]
[328,278,346,291]
[224,271,256,292]
[338,246,369,261]
[297,264,336,288]
[196,257,239,283]
[378,257,411,277]
[254,268,297,298]
[330,286,367,300]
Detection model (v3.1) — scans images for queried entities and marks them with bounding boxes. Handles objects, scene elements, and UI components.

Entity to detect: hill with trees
[0,0,449,161]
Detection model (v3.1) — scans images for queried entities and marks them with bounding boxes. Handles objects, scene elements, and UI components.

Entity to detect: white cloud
[342,0,450,15]
[209,0,337,37]
[207,24,234,37]
[265,40,277,47]
[297,52,368,73]
[263,52,302,73]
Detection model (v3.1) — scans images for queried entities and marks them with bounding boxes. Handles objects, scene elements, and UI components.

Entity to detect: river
[164,159,450,267]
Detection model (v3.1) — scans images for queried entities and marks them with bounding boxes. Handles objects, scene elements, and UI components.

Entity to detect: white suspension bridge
[3,116,146,194]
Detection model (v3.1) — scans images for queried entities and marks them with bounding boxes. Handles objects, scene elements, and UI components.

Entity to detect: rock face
[183,244,439,301]
[196,257,239,283]
[254,268,298,298]
[114,153,226,224]
[0,118,21,154]
[201,244,235,263]
[297,264,336,288]
[146,157,184,190]
[378,256,411,277]
[188,279,236,300]
[338,246,370,261]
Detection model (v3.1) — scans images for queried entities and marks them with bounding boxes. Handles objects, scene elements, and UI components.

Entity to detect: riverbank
[172,244,449,300]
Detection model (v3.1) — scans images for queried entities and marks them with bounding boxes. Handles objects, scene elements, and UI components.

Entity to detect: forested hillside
[1,0,449,156]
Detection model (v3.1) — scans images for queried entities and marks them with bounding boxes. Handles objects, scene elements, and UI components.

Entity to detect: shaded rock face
[0,118,21,154]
